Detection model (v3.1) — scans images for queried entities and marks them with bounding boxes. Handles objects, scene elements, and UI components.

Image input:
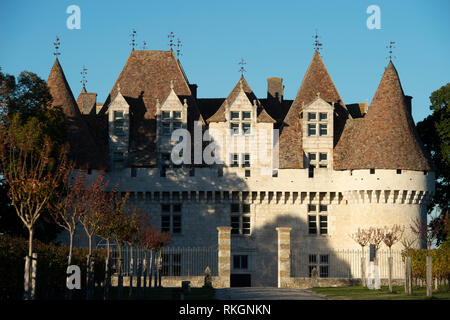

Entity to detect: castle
[47,48,434,287]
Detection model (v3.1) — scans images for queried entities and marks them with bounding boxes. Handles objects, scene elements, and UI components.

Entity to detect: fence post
[217,226,232,288]
[276,227,292,288]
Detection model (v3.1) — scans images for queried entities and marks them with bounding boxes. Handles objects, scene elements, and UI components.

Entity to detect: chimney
[267,77,283,103]
[189,84,198,99]
[404,95,412,114]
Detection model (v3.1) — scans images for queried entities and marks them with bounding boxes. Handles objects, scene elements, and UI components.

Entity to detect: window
[319,124,327,136]
[308,153,317,161]
[243,154,250,168]
[308,112,317,121]
[308,215,317,235]
[173,111,181,119]
[369,244,376,262]
[160,204,182,234]
[162,111,170,120]
[113,111,125,136]
[231,112,240,120]
[309,254,329,278]
[370,168,375,174]
[242,112,251,120]
[242,123,251,135]
[230,123,240,135]
[308,124,316,136]
[162,122,171,135]
[308,204,328,235]
[172,121,182,130]
[233,255,248,269]
[308,165,315,178]
[397,169,402,174]
[230,204,251,235]
[230,154,239,167]
[319,113,327,121]
[319,153,327,161]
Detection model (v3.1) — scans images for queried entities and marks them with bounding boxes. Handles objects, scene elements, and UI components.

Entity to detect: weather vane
[386,41,396,60]
[53,36,61,56]
[238,58,246,75]
[130,29,137,51]
[313,30,323,53]
[80,65,88,89]
[142,40,148,50]
[168,32,175,50]
[176,38,183,58]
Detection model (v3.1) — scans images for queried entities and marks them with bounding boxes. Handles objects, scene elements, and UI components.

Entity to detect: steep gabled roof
[47,58,105,169]
[76,86,97,115]
[279,50,348,168]
[101,50,203,167]
[334,61,432,171]
[207,75,275,123]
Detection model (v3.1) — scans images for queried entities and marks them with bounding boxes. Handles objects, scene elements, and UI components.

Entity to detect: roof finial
[386,41,396,61]
[80,65,88,90]
[168,32,175,51]
[316,92,321,98]
[170,80,174,90]
[142,40,148,50]
[176,38,183,58]
[53,36,61,56]
[238,58,246,75]
[313,29,323,54]
[130,28,137,51]
[239,78,244,90]
[117,83,121,93]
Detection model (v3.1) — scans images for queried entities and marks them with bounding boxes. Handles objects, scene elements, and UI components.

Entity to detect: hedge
[0,234,106,300]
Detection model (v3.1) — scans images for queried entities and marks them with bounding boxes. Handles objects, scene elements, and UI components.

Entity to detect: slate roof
[333,61,432,171]
[278,50,349,168]
[47,58,106,169]
[76,86,97,115]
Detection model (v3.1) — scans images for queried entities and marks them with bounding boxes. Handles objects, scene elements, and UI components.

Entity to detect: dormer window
[161,111,184,136]
[308,124,317,136]
[307,112,328,136]
[113,111,125,136]
[230,111,252,135]
[319,113,328,121]
[308,112,317,121]
[319,124,328,136]
[162,111,170,120]
[173,111,182,119]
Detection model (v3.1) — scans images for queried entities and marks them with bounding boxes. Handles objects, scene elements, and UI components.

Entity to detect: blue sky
[0,0,448,123]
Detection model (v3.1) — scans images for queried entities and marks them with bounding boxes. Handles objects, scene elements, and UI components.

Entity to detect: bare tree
[350,228,371,287]
[382,225,404,292]
[400,235,416,295]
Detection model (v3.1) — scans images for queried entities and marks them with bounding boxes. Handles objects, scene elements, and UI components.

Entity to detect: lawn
[311,285,450,300]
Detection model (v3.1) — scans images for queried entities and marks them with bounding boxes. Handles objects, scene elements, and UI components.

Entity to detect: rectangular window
[162,122,171,135]
[162,111,170,120]
[173,111,182,119]
[242,123,251,135]
[230,112,240,120]
[233,255,248,269]
[308,153,317,161]
[113,119,124,136]
[231,203,240,213]
[230,123,240,135]
[319,215,328,235]
[319,164,327,168]
[308,215,317,234]
[242,216,251,235]
[161,215,170,233]
[230,154,239,167]
[320,254,329,278]
[243,154,250,167]
[161,204,171,213]
[370,168,375,174]
[319,205,327,212]
[242,204,251,214]
[319,124,327,136]
[308,204,317,212]
[308,124,316,136]
[172,215,182,234]
[308,165,315,178]
[242,112,251,120]
[172,121,182,131]
[319,153,327,161]
[308,254,317,278]
[173,204,182,213]
[231,216,240,234]
[319,113,327,121]
[308,112,317,121]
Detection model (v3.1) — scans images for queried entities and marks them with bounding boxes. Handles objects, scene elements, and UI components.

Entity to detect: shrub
[405,246,450,283]
[0,234,105,300]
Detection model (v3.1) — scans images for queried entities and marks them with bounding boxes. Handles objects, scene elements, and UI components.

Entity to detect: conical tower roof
[279,50,348,168]
[334,61,432,171]
[47,58,104,168]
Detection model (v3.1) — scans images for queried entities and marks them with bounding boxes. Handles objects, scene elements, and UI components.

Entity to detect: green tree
[417,83,450,246]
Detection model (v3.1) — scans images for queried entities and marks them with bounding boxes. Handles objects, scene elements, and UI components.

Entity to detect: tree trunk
[142,251,147,291]
[68,230,74,265]
[388,256,393,292]
[24,255,31,300]
[404,256,409,294]
[149,249,154,288]
[129,245,133,297]
[88,235,93,256]
[117,242,123,300]
[103,239,111,300]
[30,253,37,300]
[426,255,432,297]
[28,226,34,257]
[361,254,366,287]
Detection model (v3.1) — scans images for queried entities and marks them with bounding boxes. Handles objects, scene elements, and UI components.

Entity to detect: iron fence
[291,248,405,279]
[104,245,218,277]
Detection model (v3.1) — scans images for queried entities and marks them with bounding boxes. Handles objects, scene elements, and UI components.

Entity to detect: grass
[311,285,450,300]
